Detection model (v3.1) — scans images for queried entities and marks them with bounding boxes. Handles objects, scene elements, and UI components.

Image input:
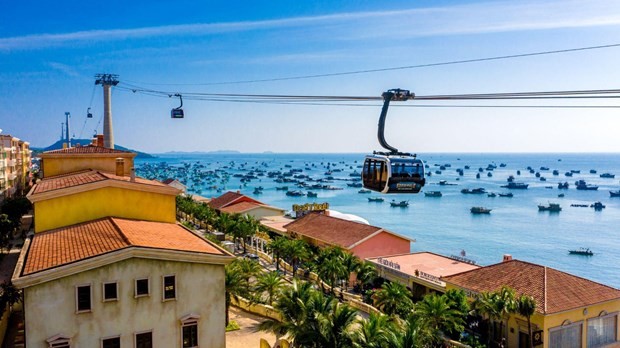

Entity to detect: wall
[34,187,176,232]
[23,258,226,348]
[350,232,410,260]
[244,207,284,220]
[42,155,134,177]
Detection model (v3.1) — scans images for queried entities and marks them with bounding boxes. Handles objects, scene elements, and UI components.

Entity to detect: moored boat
[470,207,492,214]
[575,180,598,190]
[390,200,409,207]
[590,201,606,210]
[538,203,562,212]
[424,191,442,197]
[368,197,385,202]
[306,191,318,197]
[569,248,593,256]
[501,182,529,189]
[611,190,620,197]
[498,192,513,197]
[358,189,371,194]
[600,173,615,178]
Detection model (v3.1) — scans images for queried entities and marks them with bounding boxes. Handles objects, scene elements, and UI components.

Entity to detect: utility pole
[95,73,119,149]
[65,112,71,148]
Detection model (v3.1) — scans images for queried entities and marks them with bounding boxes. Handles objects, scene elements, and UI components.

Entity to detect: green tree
[267,237,288,273]
[355,261,378,291]
[471,291,501,346]
[387,314,431,348]
[316,247,348,294]
[517,295,537,348]
[0,214,13,252]
[352,312,392,348]
[314,296,358,348]
[283,239,310,277]
[493,286,518,345]
[254,271,284,305]
[233,258,262,294]
[341,251,361,291]
[224,264,244,326]
[0,281,21,311]
[373,281,414,318]
[415,293,466,344]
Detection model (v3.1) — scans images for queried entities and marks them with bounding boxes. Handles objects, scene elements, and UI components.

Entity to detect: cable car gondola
[171,94,184,118]
[362,89,425,194]
[87,107,93,118]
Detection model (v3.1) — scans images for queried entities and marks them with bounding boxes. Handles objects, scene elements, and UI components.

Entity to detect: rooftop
[219,201,284,215]
[368,252,480,279]
[22,217,225,275]
[42,145,134,155]
[284,213,409,249]
[209,191,263,210]
[443,259,620,314]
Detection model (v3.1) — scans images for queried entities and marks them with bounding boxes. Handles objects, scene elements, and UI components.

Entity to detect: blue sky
[2,0,620,153]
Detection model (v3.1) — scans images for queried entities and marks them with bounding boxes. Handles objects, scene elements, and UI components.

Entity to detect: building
[443,259,620,348]
[0,133,32,201]
[367,252,480,299]
[162,178,187,193]
[209,191,285,220]
[39,144,136,178]
[283,212,413,260]
[27,168,180,233]
[12,217,234,347]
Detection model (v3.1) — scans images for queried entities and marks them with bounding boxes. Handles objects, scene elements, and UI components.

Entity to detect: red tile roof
[284,213,390,249]
[23,217,225,275]
[43,145,133,154]
[220,201,263,214]
[209,191,263,210]
[443,260,620,314]
[31,170,168,195]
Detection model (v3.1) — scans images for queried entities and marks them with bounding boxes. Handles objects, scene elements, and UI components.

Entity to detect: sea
[136,153,620,289]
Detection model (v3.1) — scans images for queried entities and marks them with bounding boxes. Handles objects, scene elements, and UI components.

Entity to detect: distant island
[32,139,154,158]
[163,150,241,155]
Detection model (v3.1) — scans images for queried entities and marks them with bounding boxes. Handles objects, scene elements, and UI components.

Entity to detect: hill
[32,139,154,158]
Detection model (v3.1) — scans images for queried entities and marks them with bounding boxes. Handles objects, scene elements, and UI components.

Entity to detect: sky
[2,0,620,153]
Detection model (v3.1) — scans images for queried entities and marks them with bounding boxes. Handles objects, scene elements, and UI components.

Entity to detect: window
[587,313,618,348]
[135,331,152,348]
[549,321,582,348]
[163,275,176,301]
[135,278,149,297]
[101,336,120,348]
[76,285,91,312]
[47,334,71,348]
[180,314,200,348]
[103,282,118,302]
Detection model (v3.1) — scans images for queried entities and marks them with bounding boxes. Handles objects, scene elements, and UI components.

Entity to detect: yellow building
[443,259,620,348]
[27,169,180,232]
[1,133,32,200]
[12,217,234,347]
[40,144,136,178]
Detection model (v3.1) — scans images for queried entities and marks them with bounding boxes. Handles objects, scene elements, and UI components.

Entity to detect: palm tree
[341,251,361,291]
[387,314,431,348]
[283,239,310,277]
[315,297,358,348]
[352,312,392,348]
[415,293,466,344]
[267,237,288,273]
[254,271,284,305]
[316,247,348,293]
[517,295,537,348]
[355,261,378,291]
[224,264,244,326]
[493,286,517,345]
[470,291,501,346]
[233,258,262,294]
[0,281,21,311]
[373,281,414,318]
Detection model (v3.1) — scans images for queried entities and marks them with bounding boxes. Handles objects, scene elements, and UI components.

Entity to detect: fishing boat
[306,191,318,198]
[569,248,593,256]
[611,190,620,197]
[590,201,606,210]
[424,191,442,197]
[558,182,569,189]
[575,180,598,190]
[390,200,409,207]
[501,182,529,189]
[286,190,304,197]
[368,197,385,202]
[538,203,562,212]
[498,192,513,197]
[461,188,486,194]
[358,189,371,194]
[487,192,497,197]
[470,207,492,214]
[600,173,615,178]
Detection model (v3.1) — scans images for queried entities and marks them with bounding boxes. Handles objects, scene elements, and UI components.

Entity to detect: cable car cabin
[171,108,184,118]
[362,154,425,194]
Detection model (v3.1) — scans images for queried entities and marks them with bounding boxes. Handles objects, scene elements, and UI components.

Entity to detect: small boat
[471,207,492,214]
[600,173,615,179]
[558,182,569,189]
[590,201,606,210]
[590,169,597,174]
[424,191,442,197]
[552,170,559,175]
[611,190,620,197]
[501,182,529,189]
[253,188,262,195]
[358,189,371,194]
[538,203,562,212]
[558,193,565,198]
[565,172,573,177]
[286,190,304,197]
[476,173,480,179]
[571,204,589,208]
[575,180,598,191]
[487,192,497,197]
[390,200,409,207]
[276,186,289,191]
[347,182,363,188]
[368,197,385,202]
[461,188,486,194]
[307,191,318,198]
[569,248,593,256]
[498,192,513,197]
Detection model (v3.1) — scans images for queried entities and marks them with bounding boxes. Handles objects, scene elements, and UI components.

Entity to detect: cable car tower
[95,73,119,149]
[362,89,426,194]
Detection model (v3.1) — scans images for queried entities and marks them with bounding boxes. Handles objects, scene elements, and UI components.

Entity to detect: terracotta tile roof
[220,201,264,214]
[443,260,620,314]
[23,217,224,275]
[284,213,387,249]
[209,191,263,210]
[43,145,132,154]
[31,170,167,195]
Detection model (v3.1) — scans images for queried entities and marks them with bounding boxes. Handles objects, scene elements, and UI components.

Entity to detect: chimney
[97,135,104,147]
[130,167,135,182]
[115,158,125,176]
[502,254,513,262]
[92,137,98,146]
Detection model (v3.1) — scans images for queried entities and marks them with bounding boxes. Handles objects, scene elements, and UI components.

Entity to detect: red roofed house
[210,191,285,220]
[283,213,413,260]
[443,258,620,348]
[40,144,136,178]
[12,217,234,347]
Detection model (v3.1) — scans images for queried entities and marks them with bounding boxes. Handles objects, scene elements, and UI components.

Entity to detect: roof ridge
[109,217,132,246]
[543,266,548,314]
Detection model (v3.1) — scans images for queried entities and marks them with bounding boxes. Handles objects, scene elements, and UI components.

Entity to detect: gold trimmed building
[39,144,136,178]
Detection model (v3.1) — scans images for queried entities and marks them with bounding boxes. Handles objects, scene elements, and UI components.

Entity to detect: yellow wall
[23,258,227,348]
[34,187,176,232]
[42,156,134,177]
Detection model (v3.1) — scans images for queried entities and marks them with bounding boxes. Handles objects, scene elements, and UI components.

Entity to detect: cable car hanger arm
[376,89,415,156]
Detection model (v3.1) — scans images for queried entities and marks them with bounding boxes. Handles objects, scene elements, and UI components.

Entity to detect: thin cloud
[2,0,620,50]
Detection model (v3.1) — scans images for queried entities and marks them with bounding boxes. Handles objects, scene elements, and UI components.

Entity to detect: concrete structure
[162,178,187,193]
[0,133,31,201]
[27,169,180,232]
[283,213,413,260]
[443,259,620,348]
[367,252,480,299]
[39,145,135,178]
[12,217,234,347]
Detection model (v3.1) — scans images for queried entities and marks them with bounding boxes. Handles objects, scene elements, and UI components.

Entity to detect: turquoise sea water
[136,153,620,288]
